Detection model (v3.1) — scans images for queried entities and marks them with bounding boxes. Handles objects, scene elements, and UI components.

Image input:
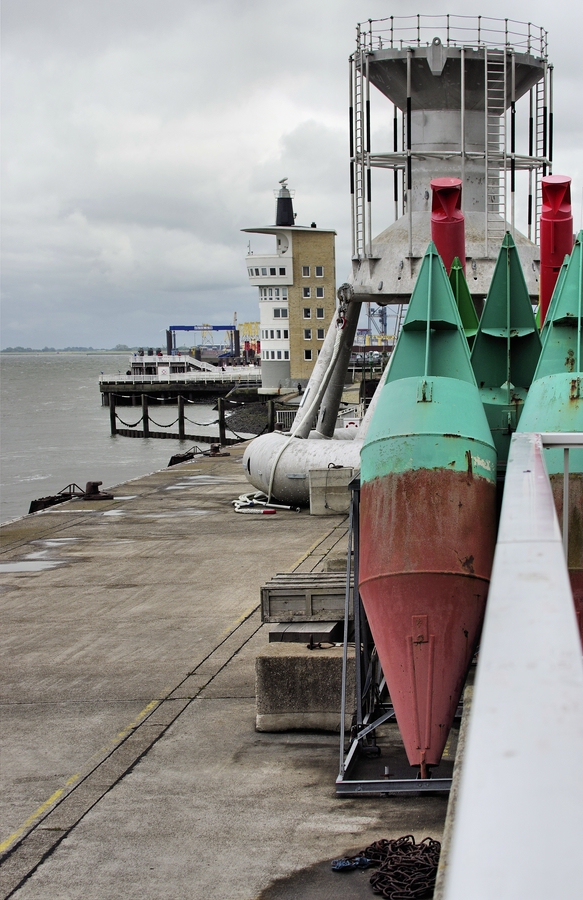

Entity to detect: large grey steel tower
[349,15,551,305]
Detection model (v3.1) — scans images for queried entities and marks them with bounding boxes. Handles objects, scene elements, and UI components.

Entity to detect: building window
[304,329,312,340]
[317,328,325,340]
[268,288,273,298]
[270,267,276,275]
[303,308,311,318]
[302,266,310,276]
[274,288,280,299]
[316,307,324,318]
[270,330,274,339]
[270,351,275,359]
[277,350,282,359]
[316,287,324,298]
[274,308,281,318]
[282,288,288,300]
[284,350,289,360]
[248,268,253,276]
[279,267,286,276]
[315,265,324,277]
[283,329,288,339]
[303,287,311,299]
[276,330,281,339]
[261,267,267,276]
[254,268,260,276]
[304,349,312,361]
[281,307,288,317]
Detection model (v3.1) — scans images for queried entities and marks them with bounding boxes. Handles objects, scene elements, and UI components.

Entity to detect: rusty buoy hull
[360,380,496,769]
[359,243,497,772]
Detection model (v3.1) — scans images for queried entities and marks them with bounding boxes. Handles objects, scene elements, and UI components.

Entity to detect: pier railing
[99,369,262,386]
[442,431,583,899]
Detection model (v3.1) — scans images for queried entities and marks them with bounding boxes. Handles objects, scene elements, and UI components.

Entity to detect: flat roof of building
[242,225,337,235]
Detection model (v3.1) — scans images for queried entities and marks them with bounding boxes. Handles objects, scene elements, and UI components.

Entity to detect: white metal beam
[443,432,583,900]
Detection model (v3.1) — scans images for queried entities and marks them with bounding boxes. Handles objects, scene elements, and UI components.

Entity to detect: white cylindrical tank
[242,432,363,506]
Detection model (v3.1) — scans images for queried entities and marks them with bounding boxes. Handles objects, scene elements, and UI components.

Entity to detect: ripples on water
[0,353,218,523]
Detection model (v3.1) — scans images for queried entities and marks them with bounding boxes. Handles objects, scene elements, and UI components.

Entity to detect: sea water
[0,353,219,523]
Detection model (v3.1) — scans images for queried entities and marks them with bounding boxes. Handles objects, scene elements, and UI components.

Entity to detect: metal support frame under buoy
[336,477,454,795]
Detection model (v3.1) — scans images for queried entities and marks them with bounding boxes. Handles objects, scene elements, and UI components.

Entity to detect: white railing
[275,409,296,429]
[275,403,364,431]
[443,432,583,900]
[99,370,262,386]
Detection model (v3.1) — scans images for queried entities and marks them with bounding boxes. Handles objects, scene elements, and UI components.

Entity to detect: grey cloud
[1,0,582,348]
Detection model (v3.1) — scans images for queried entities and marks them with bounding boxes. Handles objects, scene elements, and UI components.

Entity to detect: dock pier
[108,393,275,444]
[99,369,262,406]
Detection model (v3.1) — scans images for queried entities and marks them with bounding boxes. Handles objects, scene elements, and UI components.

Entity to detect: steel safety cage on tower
[349,15,551,267]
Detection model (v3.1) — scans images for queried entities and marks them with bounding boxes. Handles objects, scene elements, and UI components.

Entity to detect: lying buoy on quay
[242,283,371,506]
[358,243,497,776]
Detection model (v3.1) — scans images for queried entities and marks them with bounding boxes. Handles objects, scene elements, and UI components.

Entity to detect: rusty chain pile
[349,835,441,899]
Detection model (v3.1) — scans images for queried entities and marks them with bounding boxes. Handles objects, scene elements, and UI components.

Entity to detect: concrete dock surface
[1,445,448,899]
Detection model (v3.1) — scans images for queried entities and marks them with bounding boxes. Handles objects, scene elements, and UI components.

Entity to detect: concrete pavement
[1,445,448,899]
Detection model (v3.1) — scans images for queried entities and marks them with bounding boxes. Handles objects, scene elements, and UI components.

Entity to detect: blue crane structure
[166,325,240,358]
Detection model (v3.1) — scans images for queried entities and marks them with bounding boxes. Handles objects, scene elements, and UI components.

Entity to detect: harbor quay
[0,445,449,900]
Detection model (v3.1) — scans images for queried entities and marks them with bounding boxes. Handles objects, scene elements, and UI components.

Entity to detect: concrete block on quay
[309,468,355,516]
[255,642,355,732]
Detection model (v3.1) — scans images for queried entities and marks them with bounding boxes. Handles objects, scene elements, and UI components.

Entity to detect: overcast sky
[2,0,582,349]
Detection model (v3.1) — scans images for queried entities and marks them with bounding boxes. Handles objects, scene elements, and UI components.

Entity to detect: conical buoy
[470,232,542,465]
[359,243,497,773]
[449,256,479,347]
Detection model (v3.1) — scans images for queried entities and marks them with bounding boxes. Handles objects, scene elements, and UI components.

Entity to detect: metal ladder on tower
[485,48,507,258]
[533,77,547,246]
[353,52,366,260]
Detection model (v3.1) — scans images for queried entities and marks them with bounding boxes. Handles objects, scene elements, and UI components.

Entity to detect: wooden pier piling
[110,393,117,436]
[142,394,150,438]
[178,396,185,440]
[217,397,226,446]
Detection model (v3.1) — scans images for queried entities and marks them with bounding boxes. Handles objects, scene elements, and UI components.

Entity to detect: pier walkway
[0,446,448,900]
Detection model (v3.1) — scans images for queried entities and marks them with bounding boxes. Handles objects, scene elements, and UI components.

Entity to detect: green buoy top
[535,230,582,379]
[449,256,479,344]
[387,242,476,386]
[471,232,541,395]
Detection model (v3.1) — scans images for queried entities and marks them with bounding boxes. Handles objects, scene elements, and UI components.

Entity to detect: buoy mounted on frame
[430,177,466,274]
[539,175,574,325]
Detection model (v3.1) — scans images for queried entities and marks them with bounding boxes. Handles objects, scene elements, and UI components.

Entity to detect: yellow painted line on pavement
[216,604,258,642]
[0,699,160,855]
[290,521,345,571]
[0,785,72,853]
